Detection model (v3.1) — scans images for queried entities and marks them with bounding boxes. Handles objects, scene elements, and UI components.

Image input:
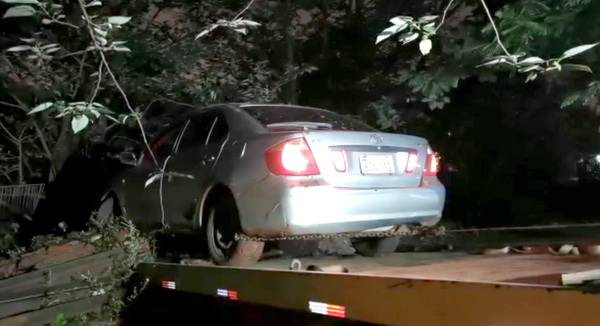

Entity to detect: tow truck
[133,224,600,326]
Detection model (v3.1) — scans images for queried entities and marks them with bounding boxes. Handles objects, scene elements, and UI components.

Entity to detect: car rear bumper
[271,179,445,236]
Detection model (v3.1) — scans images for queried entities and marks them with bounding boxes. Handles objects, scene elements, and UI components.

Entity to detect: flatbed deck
[139,251,600,326]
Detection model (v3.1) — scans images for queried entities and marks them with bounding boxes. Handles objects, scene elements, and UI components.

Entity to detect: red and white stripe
[308,301,346,318]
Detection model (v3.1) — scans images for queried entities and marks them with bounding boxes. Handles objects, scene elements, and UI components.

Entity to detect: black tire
[205,203,264,267]
[352,236,400,257]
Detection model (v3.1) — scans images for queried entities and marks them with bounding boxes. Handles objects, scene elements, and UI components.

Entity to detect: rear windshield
[242,106,377,132]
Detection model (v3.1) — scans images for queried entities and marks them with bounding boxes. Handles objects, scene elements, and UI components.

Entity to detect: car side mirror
[119,151,139,166]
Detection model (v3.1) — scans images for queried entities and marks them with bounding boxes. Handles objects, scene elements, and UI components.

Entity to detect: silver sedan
[101,103,446,265]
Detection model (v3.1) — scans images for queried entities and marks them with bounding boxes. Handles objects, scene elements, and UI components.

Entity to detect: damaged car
[98,103,446,265]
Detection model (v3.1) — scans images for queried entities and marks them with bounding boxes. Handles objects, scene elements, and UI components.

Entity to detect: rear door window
[242,105,377,132]
[177,111,227,151]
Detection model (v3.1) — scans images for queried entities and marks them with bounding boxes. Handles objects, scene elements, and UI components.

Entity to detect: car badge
[370,134,383,144]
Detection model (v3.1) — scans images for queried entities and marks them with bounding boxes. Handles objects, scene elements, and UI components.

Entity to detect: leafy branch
[376,0,600,82]
[195,0,261,39]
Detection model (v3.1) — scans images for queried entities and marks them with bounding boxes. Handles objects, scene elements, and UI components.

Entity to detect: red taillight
[265,137,320,176]
[330,150,346,172]
[425,153,439,176]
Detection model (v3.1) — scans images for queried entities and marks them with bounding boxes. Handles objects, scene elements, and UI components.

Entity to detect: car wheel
[352,236,400,257]
[205,203,264,267]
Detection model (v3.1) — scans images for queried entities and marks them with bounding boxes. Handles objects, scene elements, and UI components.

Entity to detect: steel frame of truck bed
[137,261,600,326]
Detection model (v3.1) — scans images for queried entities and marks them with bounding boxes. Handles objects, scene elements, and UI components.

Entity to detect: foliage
[41,213,154,325]
[373,0,600,111]
[0,223,19,257]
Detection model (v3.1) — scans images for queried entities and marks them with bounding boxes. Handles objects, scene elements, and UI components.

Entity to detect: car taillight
[424,152,439,176]
[265,137,320,176]
[330,150,346,172]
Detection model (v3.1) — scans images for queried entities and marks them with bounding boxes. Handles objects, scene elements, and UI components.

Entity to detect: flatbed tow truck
[132,224,600,326]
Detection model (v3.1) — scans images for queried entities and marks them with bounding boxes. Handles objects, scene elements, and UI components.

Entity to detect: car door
[161,109,230,228]
[120,121,188,229]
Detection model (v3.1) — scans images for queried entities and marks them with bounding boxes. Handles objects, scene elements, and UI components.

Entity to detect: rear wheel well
[200,184,240,231]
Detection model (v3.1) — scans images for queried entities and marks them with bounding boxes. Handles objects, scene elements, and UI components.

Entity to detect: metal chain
[234,225,447,242]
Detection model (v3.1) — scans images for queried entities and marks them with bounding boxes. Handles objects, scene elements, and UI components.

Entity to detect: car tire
[206,203,264,267]
[352,236,400,257]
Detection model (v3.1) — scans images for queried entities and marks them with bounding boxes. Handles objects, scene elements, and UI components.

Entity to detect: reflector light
[330,150,346,172]
[161,280,176,290]
[217,288,238,301]
[309,301,346,318]
[406,153,418,172]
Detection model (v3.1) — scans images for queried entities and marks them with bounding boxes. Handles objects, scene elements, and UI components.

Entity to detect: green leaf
[89,109,101,118]
[19,38,35,43]
[234,27,247,35]
[94,27,107,37]
[518,65,543,73]
[422,23,436,34]
[41,43,58,50]
[560,42,600,60]
[2,5,36,18]
[113,46,131,52]
[392,15,413,22]
[476,58,505,67]
[71,115,90,134]
[562,63,593,73]
[376,22,408,44]
[525,72,537,83]
[238,19,260,27]
[6,45,32,52]
[28,102,53,114]
[561,93,581,108]
[51,313,67,326]
[2,0,39,4]
[518,57,545,65]
[97,36,107,46]
[389,16,408,26]
[107,16,131,25]
[44,47,60,54]
[418,15,438,23]
[400,32,419,45]
[41,18,52,24]
[90,104,114,114]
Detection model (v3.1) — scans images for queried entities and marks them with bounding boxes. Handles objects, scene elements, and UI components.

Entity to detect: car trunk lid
[302,131,428,189]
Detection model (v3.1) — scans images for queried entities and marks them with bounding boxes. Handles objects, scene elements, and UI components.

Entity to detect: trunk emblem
[370,134,383,144]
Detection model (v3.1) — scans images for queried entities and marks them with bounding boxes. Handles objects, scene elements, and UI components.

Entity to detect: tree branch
[77,0,157,167]
[233,0,257,21]
[479,0,512,58]
[434,0,456,33]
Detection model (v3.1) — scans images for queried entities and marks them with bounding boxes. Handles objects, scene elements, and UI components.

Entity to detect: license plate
[359,154,395,174]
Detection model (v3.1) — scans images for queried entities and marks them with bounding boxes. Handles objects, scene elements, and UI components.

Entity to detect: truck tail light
[265,137,320,176]
[330,150,346,172]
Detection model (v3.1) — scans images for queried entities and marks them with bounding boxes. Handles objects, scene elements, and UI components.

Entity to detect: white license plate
[359,154,395,174]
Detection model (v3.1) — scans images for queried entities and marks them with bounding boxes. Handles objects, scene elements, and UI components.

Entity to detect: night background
[3,0,600,324]
[1,0,600,239]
